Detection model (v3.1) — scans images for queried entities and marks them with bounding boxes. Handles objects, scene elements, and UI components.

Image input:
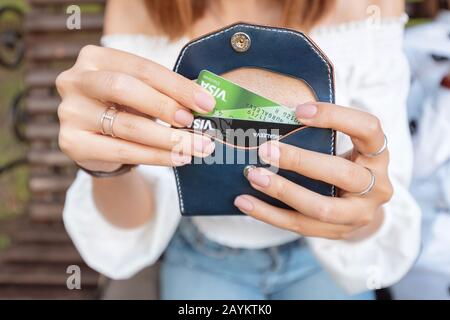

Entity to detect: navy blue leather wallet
[173,23,336,216]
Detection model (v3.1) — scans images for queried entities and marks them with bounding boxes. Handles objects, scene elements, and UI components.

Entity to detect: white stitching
[175,24,333,104]
[174,25,336,210]
[173,165,184,212]
[331,131,336,197]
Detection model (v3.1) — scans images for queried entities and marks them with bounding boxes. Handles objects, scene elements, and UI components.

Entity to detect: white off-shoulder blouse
[63,15,421,294]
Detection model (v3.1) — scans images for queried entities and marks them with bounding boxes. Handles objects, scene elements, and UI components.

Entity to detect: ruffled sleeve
[63,166,181,279]
[307,16,421,294]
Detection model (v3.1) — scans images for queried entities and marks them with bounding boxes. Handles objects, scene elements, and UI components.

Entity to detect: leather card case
[173,23,336,216]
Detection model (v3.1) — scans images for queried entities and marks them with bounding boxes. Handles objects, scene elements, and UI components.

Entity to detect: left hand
[234,102,393,240]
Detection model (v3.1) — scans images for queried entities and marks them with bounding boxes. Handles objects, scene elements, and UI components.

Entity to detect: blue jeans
[161,219,375,300]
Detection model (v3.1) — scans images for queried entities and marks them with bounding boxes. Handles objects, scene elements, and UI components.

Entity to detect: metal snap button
[231,32,251,52]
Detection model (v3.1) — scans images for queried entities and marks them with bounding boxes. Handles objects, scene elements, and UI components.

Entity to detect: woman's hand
[56,45,216,173]
[234,102,393,240]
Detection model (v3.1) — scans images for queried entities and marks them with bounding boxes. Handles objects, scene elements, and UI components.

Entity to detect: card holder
[173,23,336,216]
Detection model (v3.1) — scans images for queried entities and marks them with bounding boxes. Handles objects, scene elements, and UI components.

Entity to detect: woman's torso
[101,13,408,248]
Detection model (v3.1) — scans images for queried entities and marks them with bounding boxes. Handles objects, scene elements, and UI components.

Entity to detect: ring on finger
[349,167,376,197]
[100,106,120,137]
[358,134,388,158]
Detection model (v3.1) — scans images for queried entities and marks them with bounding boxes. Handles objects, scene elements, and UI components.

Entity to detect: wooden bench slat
[29,202,64,223]
[2,244,84,264]
[0,0,103,301]
[26,95,60,114]
[29,0,105,5]
[29,176,74,193]
[0,265,99,287]
[25,123,59,140]
[27,150,72,166]
[27,41,86,60]
[25,13,104,32]
[14,227,71,244]
[26,69,60,88]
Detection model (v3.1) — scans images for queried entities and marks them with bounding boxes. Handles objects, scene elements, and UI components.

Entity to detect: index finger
[234,195,353,239]
[296,102,386,156]
[76,45,216,114]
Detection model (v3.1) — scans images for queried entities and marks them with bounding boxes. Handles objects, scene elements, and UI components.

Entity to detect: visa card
[195,70,302,126]
[190,70,305,148]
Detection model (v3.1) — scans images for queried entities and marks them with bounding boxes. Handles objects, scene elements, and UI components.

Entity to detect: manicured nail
[194,137,215,154]
[174,109,194,127]
[171,153,192,166]
[194,91,216,112]
[234,196,254,212]
[259,143,280,162]
[247,168,270,188]
[296,104,317,119]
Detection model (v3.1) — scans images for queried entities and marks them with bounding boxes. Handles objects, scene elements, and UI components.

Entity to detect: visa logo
[200,81,227,102]
[192,119,214,130]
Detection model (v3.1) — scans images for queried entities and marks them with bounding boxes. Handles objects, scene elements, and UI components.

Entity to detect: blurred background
[0,0,448,299]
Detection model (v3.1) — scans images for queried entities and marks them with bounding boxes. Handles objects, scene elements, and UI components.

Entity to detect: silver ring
[100,106,120,137]
[358,134,388,158]
[349,167,376,197]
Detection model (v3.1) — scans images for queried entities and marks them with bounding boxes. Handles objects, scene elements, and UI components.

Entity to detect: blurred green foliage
[0,233,10,251]
[0,0,29,12]
[0,0,28,224]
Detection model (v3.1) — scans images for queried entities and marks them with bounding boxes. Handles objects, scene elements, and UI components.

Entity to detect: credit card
[191,116,305,148]
[189,70,306,148]
[195,70,302,126]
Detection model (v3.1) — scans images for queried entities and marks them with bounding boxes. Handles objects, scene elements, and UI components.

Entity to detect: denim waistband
[176,217,306,258]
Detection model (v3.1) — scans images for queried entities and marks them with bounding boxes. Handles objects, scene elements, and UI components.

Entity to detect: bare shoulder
[323,0,405,26]
[103,0,156,36]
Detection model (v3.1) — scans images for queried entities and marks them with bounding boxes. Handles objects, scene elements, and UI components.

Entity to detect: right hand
[56,45,216,173]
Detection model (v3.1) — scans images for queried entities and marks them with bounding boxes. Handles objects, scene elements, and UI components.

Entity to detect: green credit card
[195,70,302,126]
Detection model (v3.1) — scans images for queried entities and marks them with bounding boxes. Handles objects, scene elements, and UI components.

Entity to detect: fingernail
[296,104,317,119]
[247,168,270,188]
[174,109,194,127]
[259,143,280,162]
[234,196,254,212]
[194,137,215,154]
[171,153,192,166]
[194,91,216,112]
